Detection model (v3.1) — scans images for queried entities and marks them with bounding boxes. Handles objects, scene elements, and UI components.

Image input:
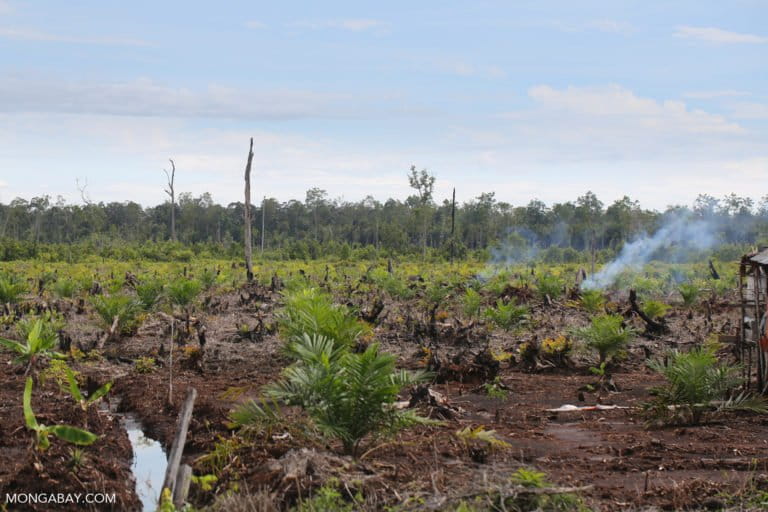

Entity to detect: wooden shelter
[738,248,768,393]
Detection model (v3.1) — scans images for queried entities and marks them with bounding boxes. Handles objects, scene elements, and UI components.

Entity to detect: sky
[0,0,766,210]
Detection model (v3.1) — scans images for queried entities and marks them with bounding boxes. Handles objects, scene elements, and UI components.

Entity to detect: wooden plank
[161,387,197,504]
[172,464,193,508]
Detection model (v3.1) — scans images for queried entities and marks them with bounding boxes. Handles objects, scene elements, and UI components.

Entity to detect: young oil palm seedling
[646,344,767,426]
[0,318,64,374]
[135,277,164,311]
[485,298,529,331]
[277,287,367,347]
[24,377,98,451]
[462,288,483,319]
[572,314,635,364]
[536,273,563,301]
[261,333,430,456]
[64,367,113,428]
[199,267,219,291]
[642,299,670,321]
[678,283,700,307]
[578,289,605,314]
[90,294,142,336]
[0,273,27,304]
[52,279,79,299]
[167,277,202,313]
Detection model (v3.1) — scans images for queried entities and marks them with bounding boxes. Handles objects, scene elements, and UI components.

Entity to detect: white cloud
[729,102,768,120]
[526,84,743,134]
[0,113,416,205]
[0,27,150,46]
[683,90,751,99]
[674,25,767,44]
[0,76,413,120]
[291,18,386,32]
[0,1,11,15]
[245,20,266,29]
[0,84,764,210]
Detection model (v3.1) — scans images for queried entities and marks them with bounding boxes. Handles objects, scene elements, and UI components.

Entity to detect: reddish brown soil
[0,365,140,511]
[1,283,766,511]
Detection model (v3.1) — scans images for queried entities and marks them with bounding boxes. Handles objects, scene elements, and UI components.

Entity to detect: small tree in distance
[408,165,435,260]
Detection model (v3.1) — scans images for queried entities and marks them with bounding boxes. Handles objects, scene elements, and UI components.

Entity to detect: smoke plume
[582,213,718,290]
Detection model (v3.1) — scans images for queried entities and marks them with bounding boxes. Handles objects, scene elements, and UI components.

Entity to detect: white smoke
[582,213,718,290]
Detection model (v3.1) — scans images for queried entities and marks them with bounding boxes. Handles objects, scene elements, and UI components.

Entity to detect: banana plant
[65,367,112,427]
[0,319,64,374]
[24,377,98,451]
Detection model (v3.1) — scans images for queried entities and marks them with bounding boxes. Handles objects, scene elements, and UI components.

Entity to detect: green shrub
[678,283,700,307]
[135,278,164,311]
[572,314,635,364]
[485,298,528,331]
[462,288,482,319]
[16,312,64,342]
[264,333,429,455]
[167,278,202,310]
[0,273,27,303]
[52,279,79,299]
[578,289,604,314]
[134,356,157,373]
[292,480,360,512]
[199,267,218,291]
[278,287,367,348]
[642,299,670,320]
[536,274,563,300]
[0,318,63,372]
[24,377,98,451]
[90,294,141,335]
[646,344,767,425]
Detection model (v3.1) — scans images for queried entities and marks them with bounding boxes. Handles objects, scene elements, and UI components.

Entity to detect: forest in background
[1,172,767,262]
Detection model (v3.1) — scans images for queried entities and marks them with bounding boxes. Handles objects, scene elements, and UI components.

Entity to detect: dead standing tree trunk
[260,195,266,256]
[244,138,254,282]
[450,187,456,264]
[164,159,177,242]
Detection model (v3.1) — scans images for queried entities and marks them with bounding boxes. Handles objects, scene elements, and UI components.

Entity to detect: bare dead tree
[260,195,266,256]
[163,159,177,242]
[450,187,456,264]
[76,177,93,205]
[244,139,254,282]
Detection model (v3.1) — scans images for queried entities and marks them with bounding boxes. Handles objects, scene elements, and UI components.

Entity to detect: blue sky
[0,0,765,209]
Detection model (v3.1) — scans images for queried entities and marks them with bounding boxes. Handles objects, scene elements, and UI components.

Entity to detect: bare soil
[1,280,766,511]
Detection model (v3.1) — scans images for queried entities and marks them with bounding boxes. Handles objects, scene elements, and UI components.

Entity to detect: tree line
[0,173,766,261]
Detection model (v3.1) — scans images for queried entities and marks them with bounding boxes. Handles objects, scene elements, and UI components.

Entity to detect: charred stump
[629,289,669,336]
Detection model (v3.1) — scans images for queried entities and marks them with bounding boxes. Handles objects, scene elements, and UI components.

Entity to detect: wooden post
[244,138,254,282]
[161,387,197,506]
[172,464,193,509]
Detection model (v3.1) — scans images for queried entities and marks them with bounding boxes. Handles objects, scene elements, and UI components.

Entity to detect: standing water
[125,415,167,511]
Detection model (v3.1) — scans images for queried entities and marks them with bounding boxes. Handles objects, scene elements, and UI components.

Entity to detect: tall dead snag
[243,138,255,282]
[450,187,456,264]
[260,195,266,256]
[163,159,177,242]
